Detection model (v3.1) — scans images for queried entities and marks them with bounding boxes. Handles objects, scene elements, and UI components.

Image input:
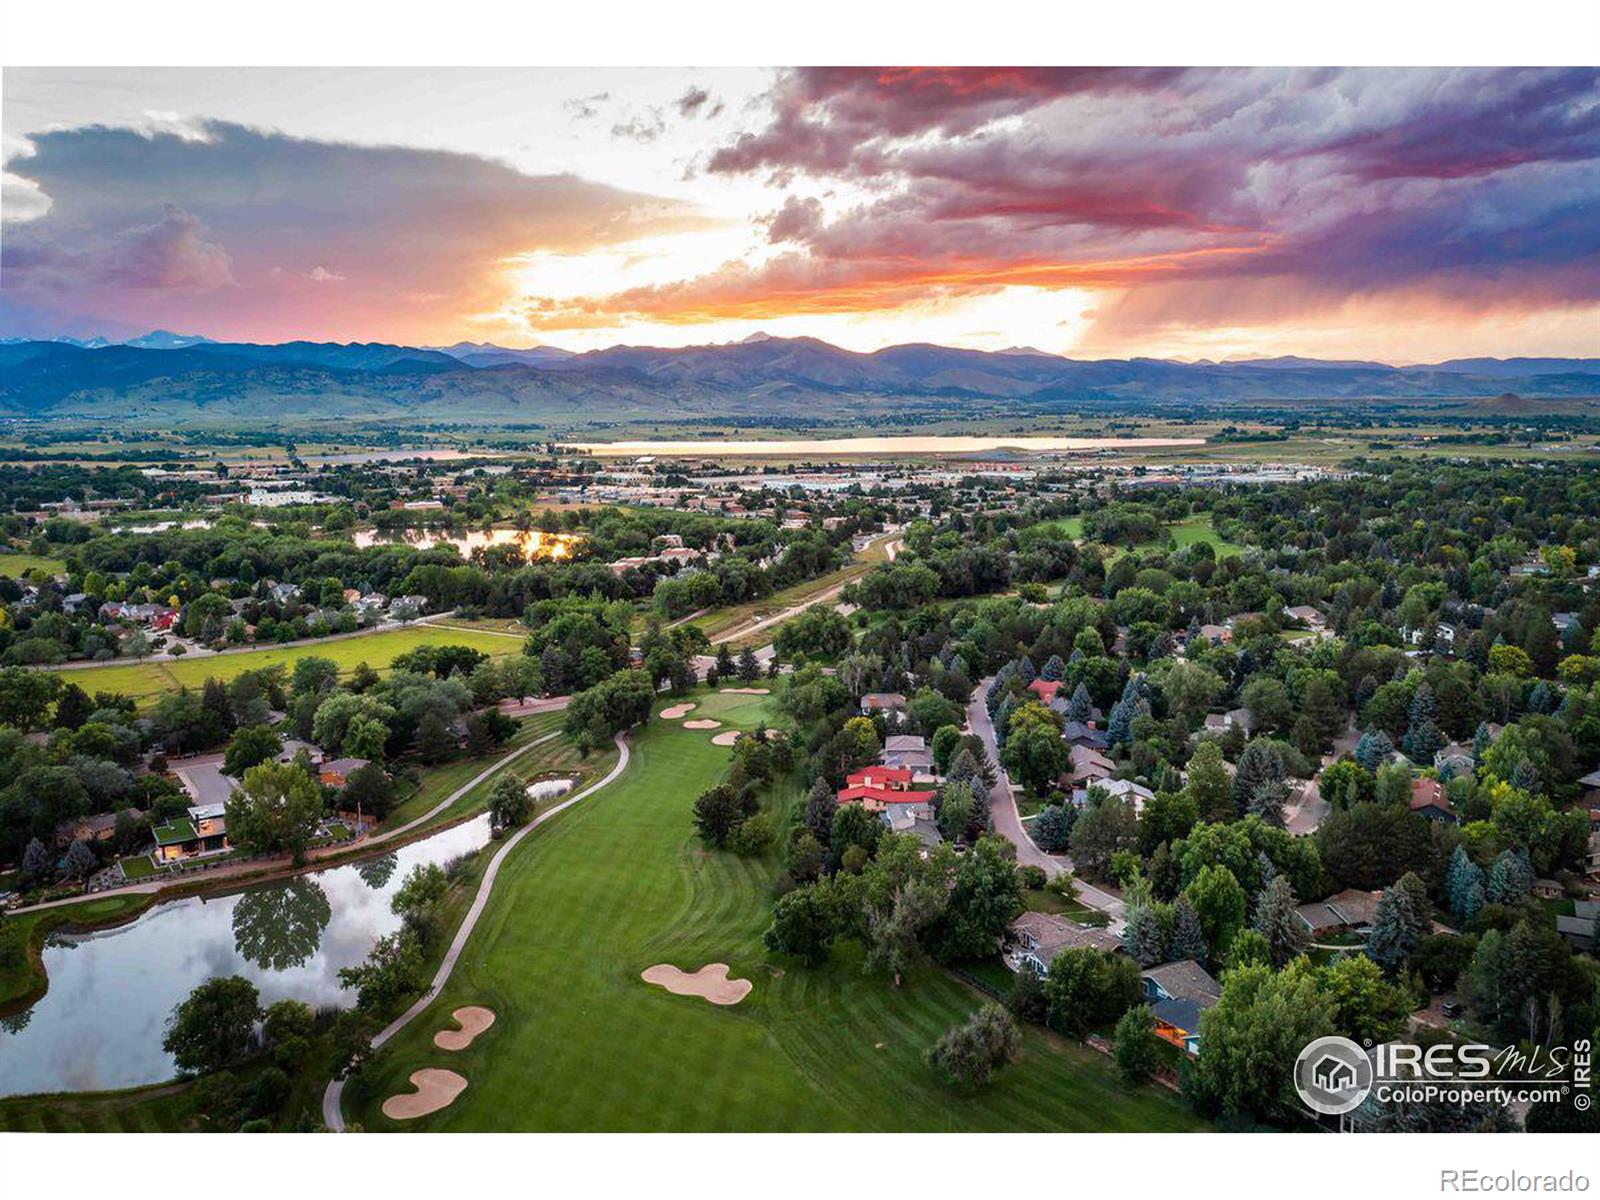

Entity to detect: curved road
[323,730,631,1131]
[967,679,1125,931]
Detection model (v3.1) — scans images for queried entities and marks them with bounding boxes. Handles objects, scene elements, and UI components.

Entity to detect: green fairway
[47,625,522,706]
[1168,515,1244,557]
[1032,515,1086,539]
[349,692,1205,1132]
[0,552,67,578]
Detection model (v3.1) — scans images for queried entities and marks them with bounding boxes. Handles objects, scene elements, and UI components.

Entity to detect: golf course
[347,688,1205,1132]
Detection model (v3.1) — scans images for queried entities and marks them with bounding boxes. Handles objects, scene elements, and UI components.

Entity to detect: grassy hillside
[347,689,1204,1132]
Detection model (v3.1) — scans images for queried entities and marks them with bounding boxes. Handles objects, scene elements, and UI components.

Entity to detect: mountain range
[0,333,1596,424]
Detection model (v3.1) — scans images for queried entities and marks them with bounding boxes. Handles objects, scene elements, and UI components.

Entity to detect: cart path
[323,731,631,1131]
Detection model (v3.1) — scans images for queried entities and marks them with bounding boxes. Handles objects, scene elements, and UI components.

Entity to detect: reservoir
[564,435,1205,457]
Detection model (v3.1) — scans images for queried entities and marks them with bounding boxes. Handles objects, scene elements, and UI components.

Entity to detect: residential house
[1197,623,1232,645]
[319,757,370,788]
[1284,605,1327,630]
[1202,708,1253,736]
[54,808,143,848]
[1026,679,1062,706]
[859,692,907,717]
[881,803,942,850]
[1061,720,1110,751]
[267,582,301,605]
[1091,777,1155,813]
[882,734,933,774]
[1577,768,1600,807]
[152,802,230,863]
[1556,901,1598,951]
[1294,888,1382,936]
[1140,960,1222,1057]
[1063,744,1116,788]
[835,765,937,814]
[1433,743,1476,778]
[1409,776,1457,824]
[1008,911,1122,975]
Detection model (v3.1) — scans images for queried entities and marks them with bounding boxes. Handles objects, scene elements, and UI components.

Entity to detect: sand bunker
[382,1068,468,1120]
[719,687,771,695]
[711,730,743,746]
[682,718,722,730]
[641,962,753,1006]
[660,703,697,719]
[433,1006,496,1052]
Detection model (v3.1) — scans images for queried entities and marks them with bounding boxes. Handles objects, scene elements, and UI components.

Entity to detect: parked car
[1441,996,1465,1019]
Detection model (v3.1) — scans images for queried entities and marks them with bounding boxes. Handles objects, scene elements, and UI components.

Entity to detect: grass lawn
[47,625,522,707]
[0,552,67,578]
[117,855,160,881]
[378,710,569,831]
[0,1081,194,1133]
[1168,515,1244,558]
[1031,515,1085,540]
[347,704,1204,1132]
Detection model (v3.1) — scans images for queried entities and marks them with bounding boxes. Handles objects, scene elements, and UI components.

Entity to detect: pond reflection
[0,815,490,1097]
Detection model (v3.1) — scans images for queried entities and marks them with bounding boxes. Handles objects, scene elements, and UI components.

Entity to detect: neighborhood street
[968,678,1126,931]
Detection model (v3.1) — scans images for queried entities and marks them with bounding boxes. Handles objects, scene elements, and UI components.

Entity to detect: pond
[0,815,493,1097]
[350,527,579,560]
[563,435,1206,457]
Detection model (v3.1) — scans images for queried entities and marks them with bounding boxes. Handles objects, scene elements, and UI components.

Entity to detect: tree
[1000,720,1069,795]
[163,976,263,1075]
[926,1003,1021,1089]
[1321,954,1409,1043]
[1113,1004,1161,1085]
[20,837,52,882]
[1068,799,1138,882]
[1182,740,1234,823]
[1485,849,1533,905]
[936,781,977,843]
[1032,803,1075,852]
[341,762,396,821]
[764,884,840,965]
[262,998,315,1047]
[1121,900,1170,967]
[1187,960,1335,1120]
[63,838,98,881]
[1232,738,1286,814]
[1251,875,1308,967]
[488,773,534,832]
[802,777,835,846]
[930,835,1023,963]
[1041,947,1141,1039]
[693,784,747,848]
[223,724,281,778]
[864,880,947,986]
[1183,865,1248,964]
[1170,895,1207,964]
[1366,871,1429,975]
[0,667,62,732]
[224,760,324,865]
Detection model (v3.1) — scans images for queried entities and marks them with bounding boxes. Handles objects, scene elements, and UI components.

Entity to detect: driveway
[968,678,1125,931]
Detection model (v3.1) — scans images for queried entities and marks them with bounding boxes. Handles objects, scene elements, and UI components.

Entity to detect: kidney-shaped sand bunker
[641,962,753,1006]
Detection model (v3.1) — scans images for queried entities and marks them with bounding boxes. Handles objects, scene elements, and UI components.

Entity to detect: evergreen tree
[1402,718,1445,763]
[1408,681,1438,728]
[1251,875,1308,967]
[1526,680,1553,714]
[21,836,52,881]
[1066,683,1092,724]
[1033,803,1076,852]
[1232,738,1286,813]
[1367,872,1428,975]
[1017,656,1037,685]
[1472,722,1492,759]
[1121,902,1169,967]
[1354,729,1394,772]
[1169,895,1207,965]
[1040,654,1065,682]
[1509,759,1540,793]
[1486,849,1533,905]
[1106,698,1135,749]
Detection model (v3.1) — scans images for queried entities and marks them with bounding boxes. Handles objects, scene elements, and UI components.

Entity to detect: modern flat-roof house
[152,802,230,863]
[1008,911,1122,975]
[1140,960,1222,1057]
[1293,888,1382,936]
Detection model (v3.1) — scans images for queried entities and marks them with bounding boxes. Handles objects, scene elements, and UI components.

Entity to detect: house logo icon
[1294,1036,1374,1116]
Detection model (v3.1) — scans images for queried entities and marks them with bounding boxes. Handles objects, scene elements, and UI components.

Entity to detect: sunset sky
[2,66,1596,362]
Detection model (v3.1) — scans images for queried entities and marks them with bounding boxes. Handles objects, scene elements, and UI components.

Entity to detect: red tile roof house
[1026,679,1062,705]
[1409,776,1457,823]
[836,765,936,813]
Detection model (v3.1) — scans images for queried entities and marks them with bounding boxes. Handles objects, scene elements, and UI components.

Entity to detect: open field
[348,694,1203,1132]
[0,553,67,577]
[46,625,523,706]
[1168,515,1244,557]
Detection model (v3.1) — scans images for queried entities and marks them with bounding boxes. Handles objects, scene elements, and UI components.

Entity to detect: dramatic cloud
[568,66,1598,345]
[0,119,707,341]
